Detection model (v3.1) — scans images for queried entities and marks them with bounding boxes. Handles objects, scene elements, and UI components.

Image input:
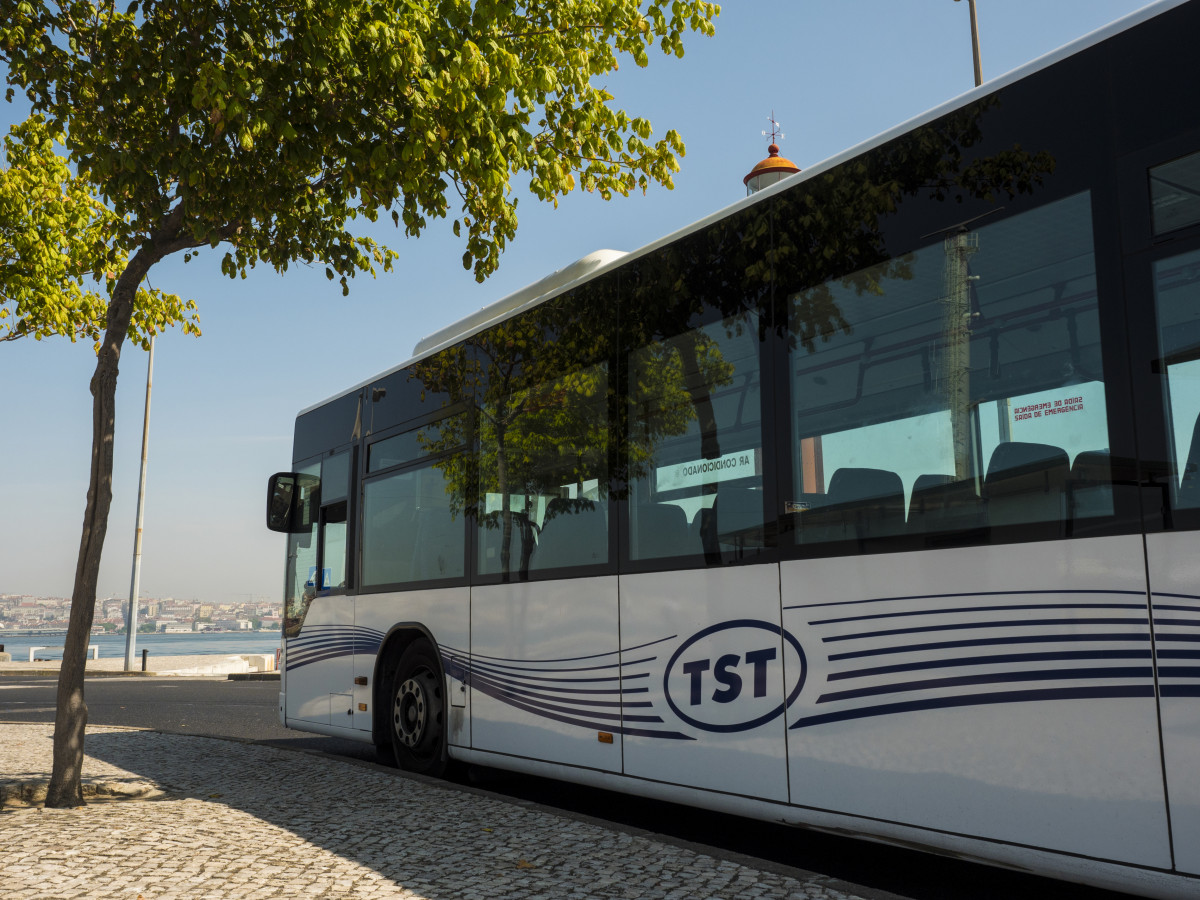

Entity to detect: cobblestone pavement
[0,724,874,900]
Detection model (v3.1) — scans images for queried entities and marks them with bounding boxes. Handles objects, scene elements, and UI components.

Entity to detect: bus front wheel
[388,641,447,776]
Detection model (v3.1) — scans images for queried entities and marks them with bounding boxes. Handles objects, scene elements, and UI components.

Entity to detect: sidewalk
[0,653,277,677]
[0,723,874,900]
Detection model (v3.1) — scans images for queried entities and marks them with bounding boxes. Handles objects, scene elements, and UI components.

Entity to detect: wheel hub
[394,676,427,748]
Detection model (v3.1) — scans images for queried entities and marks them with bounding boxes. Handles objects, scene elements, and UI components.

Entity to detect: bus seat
[985,441,1070,529]
[691,506,716,554]
[802,467,905,543]
[633,502,700,559]
[908,474,985,534]
[1069,450,1115,523]
[530,498,608,570]
[1178,413,1200,509]
[713,486,765,552]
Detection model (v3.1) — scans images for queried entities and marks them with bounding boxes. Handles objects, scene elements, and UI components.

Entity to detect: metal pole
[124,335,155,671]
[955,0,984,87]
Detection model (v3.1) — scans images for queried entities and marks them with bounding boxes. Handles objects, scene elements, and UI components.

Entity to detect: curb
[0,669,161,678]
[227,672,281,681]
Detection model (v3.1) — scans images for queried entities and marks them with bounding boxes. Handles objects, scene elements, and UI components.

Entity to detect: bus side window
[319,500,348,589]
[361,421,467,588]
[316,450,351,592]
[283,462,320,637]
[784,192,1111,548]
[626,314,767,563]
[1151,246,1200,515]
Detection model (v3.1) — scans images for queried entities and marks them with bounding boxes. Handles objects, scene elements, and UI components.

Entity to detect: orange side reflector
[354,676,368,686]
[598,732,614,744]
[358,703,368,712]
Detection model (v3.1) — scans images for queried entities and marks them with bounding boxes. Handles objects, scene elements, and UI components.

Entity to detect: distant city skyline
[0,591,282,636]
[1,1,1165,604]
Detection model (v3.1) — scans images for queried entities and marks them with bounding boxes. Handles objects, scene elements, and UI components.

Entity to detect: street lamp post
[123,335,155,671]
[955,0,984,87]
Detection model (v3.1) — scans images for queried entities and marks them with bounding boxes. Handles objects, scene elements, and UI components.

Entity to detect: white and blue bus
[267,2,1200,895]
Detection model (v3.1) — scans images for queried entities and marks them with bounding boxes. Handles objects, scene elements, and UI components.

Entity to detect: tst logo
[663,620,806,733]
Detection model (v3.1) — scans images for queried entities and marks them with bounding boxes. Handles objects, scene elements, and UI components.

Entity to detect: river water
[0,631,282,662]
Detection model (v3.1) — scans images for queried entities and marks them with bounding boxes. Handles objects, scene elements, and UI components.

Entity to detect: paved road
[0,674,1135,900]
[0,674,375,760]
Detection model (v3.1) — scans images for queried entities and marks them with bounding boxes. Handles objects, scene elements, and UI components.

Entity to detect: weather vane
[762,111,785,146]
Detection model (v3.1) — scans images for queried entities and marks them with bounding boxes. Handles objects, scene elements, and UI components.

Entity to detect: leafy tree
[0,0,719,807]
[0,115,199,346]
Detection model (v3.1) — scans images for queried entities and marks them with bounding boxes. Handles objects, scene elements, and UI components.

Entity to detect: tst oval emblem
[663,619,806,733]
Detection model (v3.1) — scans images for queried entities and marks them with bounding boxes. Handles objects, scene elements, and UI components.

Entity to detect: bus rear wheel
[388,641,446,776]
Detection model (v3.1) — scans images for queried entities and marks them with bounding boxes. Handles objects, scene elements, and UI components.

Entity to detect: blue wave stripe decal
[441,655,656,675]
[468,674,692,740]
[469,673,662,723]
[465,658,628,684]
[1151,592,1200,702]
[810,602,1147,627]
[1159,666,1200,678]
[791,592,1161,730]
[1155,606,1200,704]
[829,648,1154,682]
[1158,649,1200,659]
[1162,685,1200,697]
[286,624,384,671]
[467,670,651,709]
[793,685,1155,729]
[817,666,1154,704]
[459,643,673,664]
[828,632,1150,661]
[822,616,1151,644]
[786,588,1148,613]
[441,642,688,740]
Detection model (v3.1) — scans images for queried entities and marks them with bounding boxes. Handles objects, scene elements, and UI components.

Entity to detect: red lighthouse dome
[743,142,800,196]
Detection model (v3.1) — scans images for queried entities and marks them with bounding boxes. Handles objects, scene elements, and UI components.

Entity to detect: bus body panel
[618,566,792,803]
[781,535,1172,868]
[1146,530,1200,875]
[283,595,355,726]
[354,586,471,746]
[468,576,622,771]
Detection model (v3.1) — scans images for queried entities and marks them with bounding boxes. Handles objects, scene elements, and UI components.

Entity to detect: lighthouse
[743,115,800,196]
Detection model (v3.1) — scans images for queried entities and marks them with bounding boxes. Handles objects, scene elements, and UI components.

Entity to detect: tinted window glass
[283,461,320,637]
[362,460,465,585]
[369,412,468,472]
[477,358,610,576]
[320,500,348,590]
[1151,151,1200,236]
[627,315,765,560]
[322,451,350,502]
[1152,247,1200,513]
[622,206,771,564]
[783,192,1111,547]
[473,279,616,579]
[315,451,351,591]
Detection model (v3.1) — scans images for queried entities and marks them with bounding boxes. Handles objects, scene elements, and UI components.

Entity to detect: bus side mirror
[267,472,319,533]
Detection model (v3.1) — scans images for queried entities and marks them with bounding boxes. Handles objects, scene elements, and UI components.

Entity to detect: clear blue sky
[0,1,1166,605]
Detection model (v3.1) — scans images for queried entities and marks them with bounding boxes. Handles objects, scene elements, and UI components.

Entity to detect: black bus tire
[388,640,447,776]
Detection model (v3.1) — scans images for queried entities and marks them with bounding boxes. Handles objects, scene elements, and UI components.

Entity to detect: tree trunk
[44,251,154,808]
